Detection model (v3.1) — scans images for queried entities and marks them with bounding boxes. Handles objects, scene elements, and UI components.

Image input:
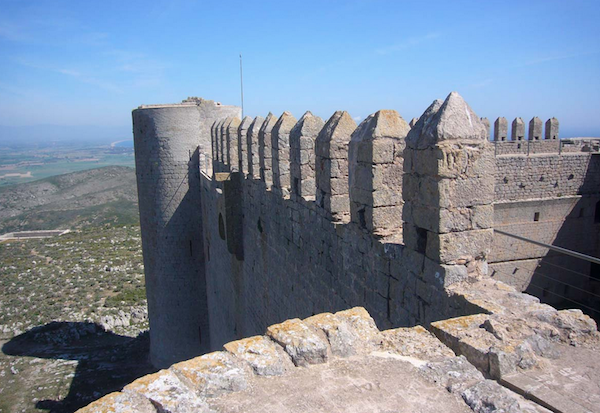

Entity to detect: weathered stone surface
[419,355,484,393]
[461,380,523,413]
[381,325,455,361]
[208,355,473,413]
[408,92,487,149]
[511,117,525,141]
[266,318,329,366]
[76,391,156,413]
[238,116,252,174]
[259,112,277,184]
[494,117,508,142]
[545,117,559,140]
[427,229,494,264]
[529,116,543,140]
[123,369,210,412]
[247,116,265,179]
[348,109,408,235]
[290,111,324,198]
[405,99,442,150]
[224,335,294,376]
[304,307,382,357]
[271,111,297,191]
[170,351,250,398]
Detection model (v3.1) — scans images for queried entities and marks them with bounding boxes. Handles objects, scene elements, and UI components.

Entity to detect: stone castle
[78,93,600,412]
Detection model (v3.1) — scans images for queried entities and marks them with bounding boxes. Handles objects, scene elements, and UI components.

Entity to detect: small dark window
[591,263,600,281]
[218,213,226,240]
[595,201,600,224]
[503,177,509,184]
[293,178,300,196]
[257,218,263,233]
[568,174,574,180]
[517,143,522,149]
[534,212,540,222]
[416,227,428,254]
[358,208,367,229]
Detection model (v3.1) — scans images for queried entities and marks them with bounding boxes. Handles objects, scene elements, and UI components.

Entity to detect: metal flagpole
[239,54,244,119]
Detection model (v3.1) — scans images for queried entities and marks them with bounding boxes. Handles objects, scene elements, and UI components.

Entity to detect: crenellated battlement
[132,92,600,372]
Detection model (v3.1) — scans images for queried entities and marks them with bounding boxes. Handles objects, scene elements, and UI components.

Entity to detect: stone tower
[132,98,240,368]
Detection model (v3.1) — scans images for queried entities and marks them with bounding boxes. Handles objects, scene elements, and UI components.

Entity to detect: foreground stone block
[381,325,455,361]
[123,369,210,412]
[266,318,329,366]
[224,335,294,376]
[76,391,156,413]
[304,307,382,357]
[170,351,250,398]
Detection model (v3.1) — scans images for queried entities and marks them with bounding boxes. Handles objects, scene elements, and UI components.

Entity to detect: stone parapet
[79,301,595,412]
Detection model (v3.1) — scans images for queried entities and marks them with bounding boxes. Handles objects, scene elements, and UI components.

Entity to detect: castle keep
[132,93,600,369]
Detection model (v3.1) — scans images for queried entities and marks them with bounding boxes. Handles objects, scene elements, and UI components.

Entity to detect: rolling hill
[0,166,139,233]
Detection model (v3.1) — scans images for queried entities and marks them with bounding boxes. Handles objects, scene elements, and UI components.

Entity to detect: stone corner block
[422,258,468,289]
[123,369,210,412]
[75,391,156,413]
[266,318,329,366]
[224,335,294,376]
[380,325,455,362]
[169,351,250,398]
[304,307,382,357]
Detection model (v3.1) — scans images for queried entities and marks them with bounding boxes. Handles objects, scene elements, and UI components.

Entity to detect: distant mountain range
[0,166,139,233]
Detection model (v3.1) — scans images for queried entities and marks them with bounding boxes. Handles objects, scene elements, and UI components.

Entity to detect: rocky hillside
[0,166,138,233]
[0,225,152,413]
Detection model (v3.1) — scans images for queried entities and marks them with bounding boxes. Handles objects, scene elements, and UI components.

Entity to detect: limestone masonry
[80,93,600,412]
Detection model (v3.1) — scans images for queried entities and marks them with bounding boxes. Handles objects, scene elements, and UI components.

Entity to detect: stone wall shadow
[2,321,155,413]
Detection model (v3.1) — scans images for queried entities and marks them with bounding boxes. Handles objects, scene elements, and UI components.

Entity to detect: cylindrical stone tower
[132,98,240,368]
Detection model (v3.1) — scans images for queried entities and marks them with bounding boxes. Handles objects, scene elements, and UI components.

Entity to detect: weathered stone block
[170,351,250,398]
[76,391,156,413]
[224,335,294,376]
[426,229,494,264]
[123,369,209,412]
[266,318,329,366]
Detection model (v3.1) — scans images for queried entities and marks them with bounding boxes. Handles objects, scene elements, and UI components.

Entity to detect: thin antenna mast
[239,54,244,118]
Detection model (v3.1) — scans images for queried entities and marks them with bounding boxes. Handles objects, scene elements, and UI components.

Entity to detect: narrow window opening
[319,190,326,208]
[534,212,540,222]
[293,177,300,196]
[595,201,600,224]
[257,218,263,233]
[415,227,427,254]
[218,213,226,240]
[579,208,585,218]
[517,143,522,149]
[568,174,574,180]
[189,240,193,256]
[358,208,367,229]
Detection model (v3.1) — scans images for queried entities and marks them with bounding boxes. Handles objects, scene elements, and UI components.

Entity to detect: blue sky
[0,0,599,141]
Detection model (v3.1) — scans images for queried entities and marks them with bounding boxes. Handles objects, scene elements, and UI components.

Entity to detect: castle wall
[132,100,240,368]
[490,151,600,310]
[201,94,494,350]
[134,95,600,366]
